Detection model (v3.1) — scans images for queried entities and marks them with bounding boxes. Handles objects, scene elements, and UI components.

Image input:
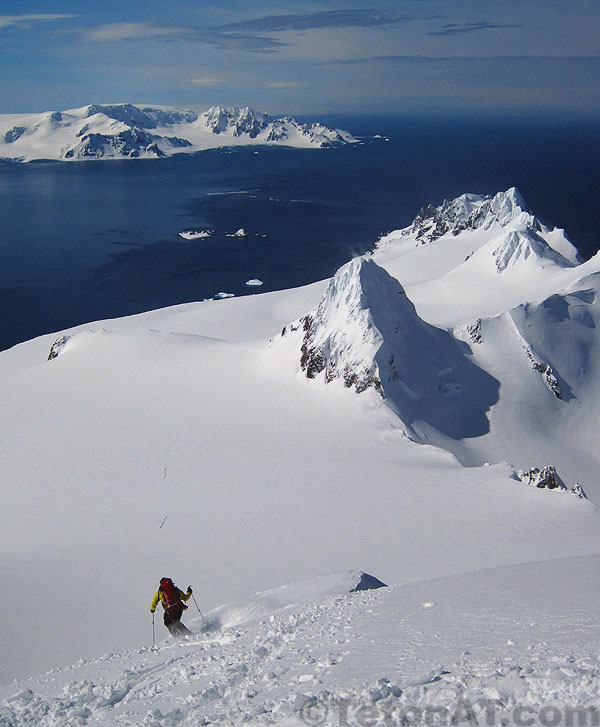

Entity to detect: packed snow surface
[2,188,600,722]
[0,104,357,162]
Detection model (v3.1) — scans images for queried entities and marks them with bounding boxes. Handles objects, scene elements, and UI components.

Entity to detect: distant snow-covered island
[0,103,358,162]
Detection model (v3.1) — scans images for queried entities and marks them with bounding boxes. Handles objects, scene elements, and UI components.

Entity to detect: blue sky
[0,0,598,116]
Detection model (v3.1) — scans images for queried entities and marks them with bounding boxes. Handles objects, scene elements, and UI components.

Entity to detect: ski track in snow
[2,556,600,726]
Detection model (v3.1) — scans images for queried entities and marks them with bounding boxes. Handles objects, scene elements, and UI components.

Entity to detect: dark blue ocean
[1,115,599,350]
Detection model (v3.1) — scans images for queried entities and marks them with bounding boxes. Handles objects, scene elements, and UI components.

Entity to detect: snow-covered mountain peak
[372,187,584,325]
[489,227,573,273]
[381,187,542,249]
[274,256,499,440]
[276,256,416,395]
[488,187,532,227]
[200,105,267,137]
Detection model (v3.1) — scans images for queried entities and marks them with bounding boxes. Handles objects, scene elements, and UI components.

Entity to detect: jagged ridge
[404,187,541,245]
[199,105,355,147]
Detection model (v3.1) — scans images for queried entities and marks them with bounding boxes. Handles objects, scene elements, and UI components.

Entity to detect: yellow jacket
[150,585,191,613]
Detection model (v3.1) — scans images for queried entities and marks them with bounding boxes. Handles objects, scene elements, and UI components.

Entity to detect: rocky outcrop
[4,126,26,143]
[47,335,71,361]
[521,344,562,399]
[516,465,586,498]
[350,573,388,592]
[518,465,562,490]
[466,319,482,344]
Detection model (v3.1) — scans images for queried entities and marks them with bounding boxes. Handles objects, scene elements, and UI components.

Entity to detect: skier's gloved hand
[150,608,155,613]
[187,585,193,594]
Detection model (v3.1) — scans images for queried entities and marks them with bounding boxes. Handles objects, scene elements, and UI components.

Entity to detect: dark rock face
[164,136,193,149]
[522,345,562,399]
[466,320,482,344]
[232,111,265,138]
[63,129,191,159]
[265,126,289,142]
[4,127,26,144]
[47,335,71,361]
[350,573,388,592]
[299,308,384,394]
[519,465,562,490]
[516,466,587,499]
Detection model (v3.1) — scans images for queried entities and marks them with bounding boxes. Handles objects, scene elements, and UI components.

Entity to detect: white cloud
[85,22,197,42]
[0,14,79,30]
[85,21,284,51]
[183,77,224,86]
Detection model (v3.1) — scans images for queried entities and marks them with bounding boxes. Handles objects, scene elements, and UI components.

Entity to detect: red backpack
[159,577,183,612]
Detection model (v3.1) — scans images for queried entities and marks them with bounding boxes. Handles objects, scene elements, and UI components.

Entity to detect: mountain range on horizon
[0,103,357,162]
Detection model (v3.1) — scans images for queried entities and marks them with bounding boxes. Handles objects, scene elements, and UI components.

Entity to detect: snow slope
[0,104,357,162]
[2,187,600,708]
[2,555,600,726]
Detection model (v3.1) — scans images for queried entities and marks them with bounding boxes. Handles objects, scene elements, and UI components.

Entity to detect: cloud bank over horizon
[0,1,598,117]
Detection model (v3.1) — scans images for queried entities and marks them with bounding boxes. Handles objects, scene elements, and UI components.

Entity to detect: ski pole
[152,612,155,647]
[191,593,205,623]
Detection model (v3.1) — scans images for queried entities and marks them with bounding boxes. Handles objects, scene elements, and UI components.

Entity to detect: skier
[150,577,193,638]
